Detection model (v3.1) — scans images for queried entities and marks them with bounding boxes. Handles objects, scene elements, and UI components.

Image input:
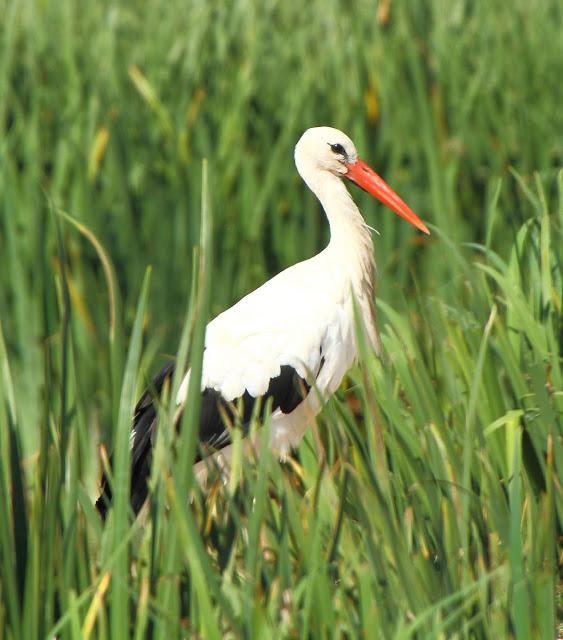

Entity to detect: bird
[96,126,429,518]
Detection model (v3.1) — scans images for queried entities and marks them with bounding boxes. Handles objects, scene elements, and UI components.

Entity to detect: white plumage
[96,126,429,517]
[178,126,427,457]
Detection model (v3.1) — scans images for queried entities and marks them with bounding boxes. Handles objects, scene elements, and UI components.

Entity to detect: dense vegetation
[0,1,561,637]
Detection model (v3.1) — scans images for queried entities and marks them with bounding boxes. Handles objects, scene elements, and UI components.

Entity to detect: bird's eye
[329,143,346,156]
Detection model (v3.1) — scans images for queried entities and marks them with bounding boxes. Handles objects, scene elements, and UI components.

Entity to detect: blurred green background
[0,1,561,638]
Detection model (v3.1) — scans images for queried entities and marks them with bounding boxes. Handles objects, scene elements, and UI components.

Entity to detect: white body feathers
[177,127,380,456]
[98,126,428,517]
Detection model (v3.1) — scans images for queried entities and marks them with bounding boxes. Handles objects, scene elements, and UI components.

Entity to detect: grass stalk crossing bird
[96,126,429,518]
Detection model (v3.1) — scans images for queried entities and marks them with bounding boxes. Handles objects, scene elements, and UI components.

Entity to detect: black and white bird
[96,126,429,518]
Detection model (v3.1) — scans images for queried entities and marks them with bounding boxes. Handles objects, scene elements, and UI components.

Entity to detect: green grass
[0,0,562,638]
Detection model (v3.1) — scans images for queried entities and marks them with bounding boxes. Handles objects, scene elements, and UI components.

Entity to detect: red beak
[345,160,430,235]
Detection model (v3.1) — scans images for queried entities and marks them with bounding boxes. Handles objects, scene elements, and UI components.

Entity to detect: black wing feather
[195,364,313,455]
[95,360,175,519]
[96,359,318,519]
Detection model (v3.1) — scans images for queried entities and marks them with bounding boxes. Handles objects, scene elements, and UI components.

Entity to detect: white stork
[96,126,429,518]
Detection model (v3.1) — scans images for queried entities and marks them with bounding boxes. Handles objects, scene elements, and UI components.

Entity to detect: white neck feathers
[299,164,374,270]
[297,162,380,353]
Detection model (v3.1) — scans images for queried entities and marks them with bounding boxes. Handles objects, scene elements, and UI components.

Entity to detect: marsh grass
[0,1,561,637]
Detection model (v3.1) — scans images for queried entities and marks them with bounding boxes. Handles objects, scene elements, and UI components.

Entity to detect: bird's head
[295,126,429,235]
[295,126,359,175]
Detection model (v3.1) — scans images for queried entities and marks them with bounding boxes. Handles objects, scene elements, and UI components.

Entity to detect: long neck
[302,168,374,272]
[300,166,380,353]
